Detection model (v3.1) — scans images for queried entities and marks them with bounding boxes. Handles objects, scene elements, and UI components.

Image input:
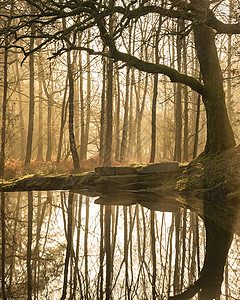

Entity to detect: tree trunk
[193,94,201,159]
[0,37,8,177]
[36,53,44,161]
[103,59,113,166]
[174,20,183,162]
[16,52,26,161]
[182,35,189,162]
[67,52,80,171]
[79,50,85,161]
[57,77,68,163]
[99,56,106,165]
[83,29,91,160]
[25,26,35,165]
[193,21,235,153]
[120,66,130,162]
[150,18,161,163]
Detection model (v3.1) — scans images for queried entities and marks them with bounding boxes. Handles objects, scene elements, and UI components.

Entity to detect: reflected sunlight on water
[2,191,240,299]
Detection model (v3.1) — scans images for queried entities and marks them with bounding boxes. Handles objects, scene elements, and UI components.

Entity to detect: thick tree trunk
[193,23,235,153]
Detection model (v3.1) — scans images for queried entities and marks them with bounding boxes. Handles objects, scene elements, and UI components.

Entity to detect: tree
[25,19,35,165]
[1,0,240,298]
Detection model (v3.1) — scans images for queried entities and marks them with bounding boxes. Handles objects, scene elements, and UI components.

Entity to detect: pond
[1,191,240,299]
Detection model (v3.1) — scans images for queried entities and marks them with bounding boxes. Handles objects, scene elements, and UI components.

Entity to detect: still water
[1,191,240,299]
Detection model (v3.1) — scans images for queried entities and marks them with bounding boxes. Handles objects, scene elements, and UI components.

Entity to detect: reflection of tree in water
[1,191,240,299]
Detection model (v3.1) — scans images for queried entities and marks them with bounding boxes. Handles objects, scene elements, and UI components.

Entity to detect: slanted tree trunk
[57,77,68,163]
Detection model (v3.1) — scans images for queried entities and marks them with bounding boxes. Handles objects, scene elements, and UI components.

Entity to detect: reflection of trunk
[84,197,89,298]
[150,211,156,300]
[9,193,21,292]
[27,191,33,300]
[173,209,180,294]
[61,192,73,300]
[170,218,233,300]
[105,205,112,299]
[1,192,6,299]
[124,207,130,299]
[180,209,187,289]
[25,26,35,165]
[97,205,104,299]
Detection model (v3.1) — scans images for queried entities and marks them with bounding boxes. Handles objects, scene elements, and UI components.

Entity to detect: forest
[1,0,240,299]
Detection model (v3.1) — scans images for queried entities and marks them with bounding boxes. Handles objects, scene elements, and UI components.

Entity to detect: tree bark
[193,18,235,153]
[36,53,44,161]
[0,37,8,177]
[25,25,35,165]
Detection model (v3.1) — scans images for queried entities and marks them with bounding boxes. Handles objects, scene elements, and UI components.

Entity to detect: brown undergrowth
[3,156,105,180]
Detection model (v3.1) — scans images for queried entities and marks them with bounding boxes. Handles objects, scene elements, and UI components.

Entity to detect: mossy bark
[194,22,235,154]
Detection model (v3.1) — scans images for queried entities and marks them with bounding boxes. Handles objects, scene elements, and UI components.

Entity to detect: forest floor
[3,156,103,180]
